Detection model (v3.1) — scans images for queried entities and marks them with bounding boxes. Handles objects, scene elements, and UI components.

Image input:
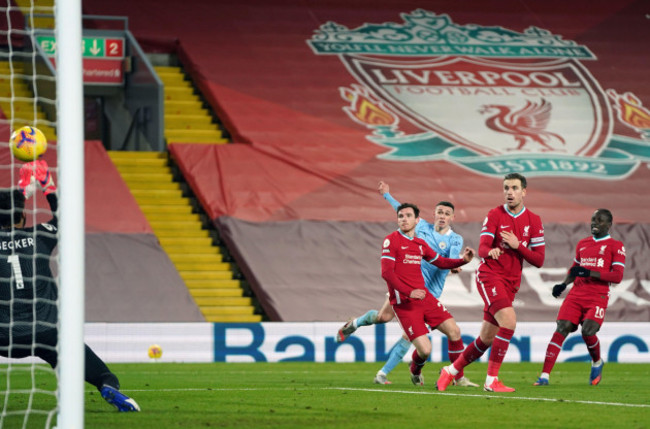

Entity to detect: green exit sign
[36,36,125,58]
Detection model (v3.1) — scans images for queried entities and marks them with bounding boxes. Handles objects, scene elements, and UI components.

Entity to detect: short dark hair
[504,172,527,189]
[397,202,419,218]
[436,201,455,211]
[596,208,613,224]
[0,189,25,228]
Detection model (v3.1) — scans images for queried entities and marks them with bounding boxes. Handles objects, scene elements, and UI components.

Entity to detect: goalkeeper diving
[0,159,140,412]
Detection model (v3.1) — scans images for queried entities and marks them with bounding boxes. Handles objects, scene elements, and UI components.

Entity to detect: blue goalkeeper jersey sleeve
[383,192,463,298]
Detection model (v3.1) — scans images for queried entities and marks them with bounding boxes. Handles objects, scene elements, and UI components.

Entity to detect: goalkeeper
[0,160,140,412]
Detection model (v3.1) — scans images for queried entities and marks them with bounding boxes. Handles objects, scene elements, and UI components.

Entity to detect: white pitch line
[325,387,650,408]
[104,386,650,408]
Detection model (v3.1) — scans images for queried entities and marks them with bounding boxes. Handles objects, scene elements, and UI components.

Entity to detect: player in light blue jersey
[383,190,463,299]
[336,181,478,387]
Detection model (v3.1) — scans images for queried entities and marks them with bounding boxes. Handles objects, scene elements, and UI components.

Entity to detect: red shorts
[476,271,517,325]
[392,296,453,341]
[557,287,609,327]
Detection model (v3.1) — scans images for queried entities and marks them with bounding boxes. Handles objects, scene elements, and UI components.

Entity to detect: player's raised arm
[19,160,58,225]
[379,180,402,212]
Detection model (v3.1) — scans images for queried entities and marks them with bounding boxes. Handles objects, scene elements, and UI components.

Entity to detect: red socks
[583,335,601,363]
[541,331,566,374]
[410,349,427,375]
[487,327,514,377]
[448,338,465,379]
[452,336,488,371]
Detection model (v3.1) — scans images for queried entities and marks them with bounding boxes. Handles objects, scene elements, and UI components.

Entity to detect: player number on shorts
[594,306,605,319]
[6,255,25,289]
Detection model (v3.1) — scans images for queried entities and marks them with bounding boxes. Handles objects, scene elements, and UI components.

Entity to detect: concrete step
[108,150,165,159]
[189,288,243,297]
[164,99,204,109]
[163,245,221,256]
[0,100,46,112]
[154,65,183,74]
[155,229,210,238]
[158,237,215,247]
[185,279,241,289]
[194,297,252,306]
[201,310,259,322]
[201,306,256,316]
[174,261,231,271]
[113,162,171,171]
[157,75,189,86]
[111,158,168,168]
[167,137,229,144]
[133,194,187,205]
[149,220,203,231]
[162,80,193,90]
[139,204,193,215]
[169,254,224,264]
[179,271,233,281]
[124,181,180,191]
[165,128,224,140]
[146,212,201,222]
[120,172,174,182]
[164,88,200,102]
[165,115,214,129]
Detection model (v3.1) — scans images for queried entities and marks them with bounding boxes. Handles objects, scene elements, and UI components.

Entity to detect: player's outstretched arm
[378,180,389,196]
[378,180,402,212]
[26,160,58,224]
[461,246,475,263]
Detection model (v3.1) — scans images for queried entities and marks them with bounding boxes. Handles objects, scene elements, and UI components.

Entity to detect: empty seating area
[3,0,647,322]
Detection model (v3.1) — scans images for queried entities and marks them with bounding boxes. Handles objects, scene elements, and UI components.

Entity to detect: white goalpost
[55,0,85,427]
[1,0,84,427]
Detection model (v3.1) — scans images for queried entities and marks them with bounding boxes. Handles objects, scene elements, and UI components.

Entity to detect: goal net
[1,0,83,427]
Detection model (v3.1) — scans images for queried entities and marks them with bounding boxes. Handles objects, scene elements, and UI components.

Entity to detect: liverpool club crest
[308,9,650,178]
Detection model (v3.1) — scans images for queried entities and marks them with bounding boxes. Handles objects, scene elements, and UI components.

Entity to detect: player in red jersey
[381,202,475,385]
[534,208,625,387]
[436,172,545,393]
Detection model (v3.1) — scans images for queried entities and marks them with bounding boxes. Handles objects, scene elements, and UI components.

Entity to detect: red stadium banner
[85,0,650,323]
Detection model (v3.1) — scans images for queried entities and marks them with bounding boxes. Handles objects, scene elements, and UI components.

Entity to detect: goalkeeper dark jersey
[0,194,58,337]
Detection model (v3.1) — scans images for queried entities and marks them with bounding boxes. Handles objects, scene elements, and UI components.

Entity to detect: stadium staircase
[0,61,57,140]
[13,0,56,30]
[108,151,263,322]
[154,65,229,144]
[108,63,264,322]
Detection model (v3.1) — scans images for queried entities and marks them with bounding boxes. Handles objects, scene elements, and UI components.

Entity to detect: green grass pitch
[2,362,649,428]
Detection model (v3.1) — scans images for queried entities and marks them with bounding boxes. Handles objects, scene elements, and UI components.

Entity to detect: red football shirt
[381,230,464,305]
[570,235,626,296]
[477,204,545,287]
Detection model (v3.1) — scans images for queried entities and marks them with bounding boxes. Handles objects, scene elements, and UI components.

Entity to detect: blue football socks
[380,337,411,375]
[355,310,378,327]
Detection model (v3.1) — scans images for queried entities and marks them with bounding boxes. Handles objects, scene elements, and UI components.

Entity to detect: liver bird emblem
[479,99,565,151]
